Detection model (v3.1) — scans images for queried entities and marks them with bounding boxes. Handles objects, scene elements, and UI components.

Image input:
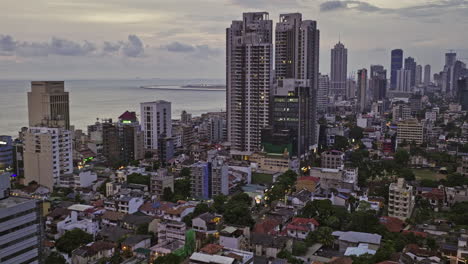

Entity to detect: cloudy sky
[1,0,467,80]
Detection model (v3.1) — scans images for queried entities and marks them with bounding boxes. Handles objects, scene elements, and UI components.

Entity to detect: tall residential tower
[390,49,403,89]
[226,12,273,152]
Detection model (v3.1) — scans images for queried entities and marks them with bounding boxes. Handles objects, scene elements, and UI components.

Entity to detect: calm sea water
[0,79,225,137]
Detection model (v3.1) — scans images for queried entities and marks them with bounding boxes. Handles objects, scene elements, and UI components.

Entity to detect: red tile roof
[286,217,319,231]
[402,230,428,238]
[253,218,281,235]
[119,111,137,122]
[379,216,405,233]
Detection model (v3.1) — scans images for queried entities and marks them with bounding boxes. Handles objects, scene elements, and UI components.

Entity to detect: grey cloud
[122,35,145,57]
[320,0,468,18]
[161,41,221,58]
[103,41,122,53]
[162,42,195,52]
[230,0,303,8]
[0,34,145,58]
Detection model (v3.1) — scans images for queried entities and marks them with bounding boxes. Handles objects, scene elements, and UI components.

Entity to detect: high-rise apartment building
[330,42,348,98]
[415,65,423,85]
[357,69,368,113]
[274,13,320,152]
[227,12,273,152]
[0,174,43,264]
[396,69,411,92]
[390,49,403,89]
[424,64,431,85]
[275,13,319,81]
[388,178,415,220]
[404,57,417,88]
[370,65,387,101]
[346,78,356,99]
[28,81,70,129]
[24,127,73,190]
[141,101,172,152]
[459,78,468,111]
[318,74,330,113]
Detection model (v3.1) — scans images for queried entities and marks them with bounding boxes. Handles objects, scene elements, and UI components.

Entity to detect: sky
[1,0,468,80]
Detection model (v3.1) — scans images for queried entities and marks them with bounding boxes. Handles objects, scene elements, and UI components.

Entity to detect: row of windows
[0,232,38,249]
[0,208,36,224]
[1,245,37,262]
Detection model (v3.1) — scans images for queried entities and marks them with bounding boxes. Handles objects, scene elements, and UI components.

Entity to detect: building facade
[388,178,415,220]
[390,49,403,90]
[330,42,348,98]
[28,81,70,129]
[24,127,73,189]
[396,119,424,146]
[357,69,368,113]
[140,101,172,152]
[0,136,13,170]
[227,12,273,152]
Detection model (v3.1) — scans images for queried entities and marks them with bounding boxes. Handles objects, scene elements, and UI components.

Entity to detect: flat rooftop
[0,196,33,209]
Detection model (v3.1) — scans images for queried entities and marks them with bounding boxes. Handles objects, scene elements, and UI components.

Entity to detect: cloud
[122,35,145,57]
[0,34,145,58]
[162,41,195,52]
[230,0,303,8]
[319,0,468,18]
[161,41,221,58]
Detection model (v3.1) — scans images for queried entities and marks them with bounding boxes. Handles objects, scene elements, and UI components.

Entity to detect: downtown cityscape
[1,2,468,264]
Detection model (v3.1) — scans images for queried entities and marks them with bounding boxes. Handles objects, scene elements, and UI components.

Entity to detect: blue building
[0,136,13,170]
[390,49,403,89]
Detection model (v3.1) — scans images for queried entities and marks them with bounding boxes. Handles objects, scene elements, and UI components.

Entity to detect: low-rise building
[150,169,174,199]
[71,241,115,264]
[332,231,382,253]
[192,212,220,235]
[321,150,344,169]
[285,217,319,240]
[397,119,424,146]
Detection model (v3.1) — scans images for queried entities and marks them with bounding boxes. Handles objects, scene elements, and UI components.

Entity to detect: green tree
[126,173,150,186]
[223,193,255,227]
[349,126,364,141]
[154,253,182,264]
[136,223,149,235]
[162,187,174,202]
[394,149,410,166]
[397,168,415,181]
[180,167,191,178]
[45,252,66,264]
[346,211,384,234]
[308,226,334,247]
[333,136,350,151]
[212,195,228,214]
[56,229,93,254]
[292,241,308,256]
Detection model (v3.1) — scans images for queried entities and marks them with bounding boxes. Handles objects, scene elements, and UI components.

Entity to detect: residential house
[332,231,382,253]
[192,212,221,235]
[122,235,152,254]
[71,241,115,264]
[285,217,319,240]
[250,234,290,258]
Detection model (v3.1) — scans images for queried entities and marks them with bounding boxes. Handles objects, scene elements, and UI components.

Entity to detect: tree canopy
[56,228,93,254]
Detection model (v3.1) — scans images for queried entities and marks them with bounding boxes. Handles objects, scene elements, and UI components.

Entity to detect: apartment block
[388,178,415,220]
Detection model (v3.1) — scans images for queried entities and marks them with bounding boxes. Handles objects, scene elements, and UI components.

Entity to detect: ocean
[0,79,225,137]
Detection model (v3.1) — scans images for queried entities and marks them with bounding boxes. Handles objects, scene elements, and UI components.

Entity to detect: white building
[140,101,172,151]
[24,126,73,190]
[56,210,99,237]
[388,178,415,220]
[59,169,97,188]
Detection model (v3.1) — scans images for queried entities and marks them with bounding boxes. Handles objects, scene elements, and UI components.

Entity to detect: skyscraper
[370,66,387,101]
[28,81,70,129]
[318,74,330,113]
[390,49,403,89]
[396,69,411,92]
[274,13,320,151]
[226,12,273,152]
[446,52,457,67]
[458,78,468,111]
[424,64,431,85]
[404,57,417,88]
[330,42,348,98]
[357,69,368,113]
[415,64,423,85]
[275,13,319,80]
[141,101,172,152]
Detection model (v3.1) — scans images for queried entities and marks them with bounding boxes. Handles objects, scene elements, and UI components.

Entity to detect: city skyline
[1,0,468,79]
